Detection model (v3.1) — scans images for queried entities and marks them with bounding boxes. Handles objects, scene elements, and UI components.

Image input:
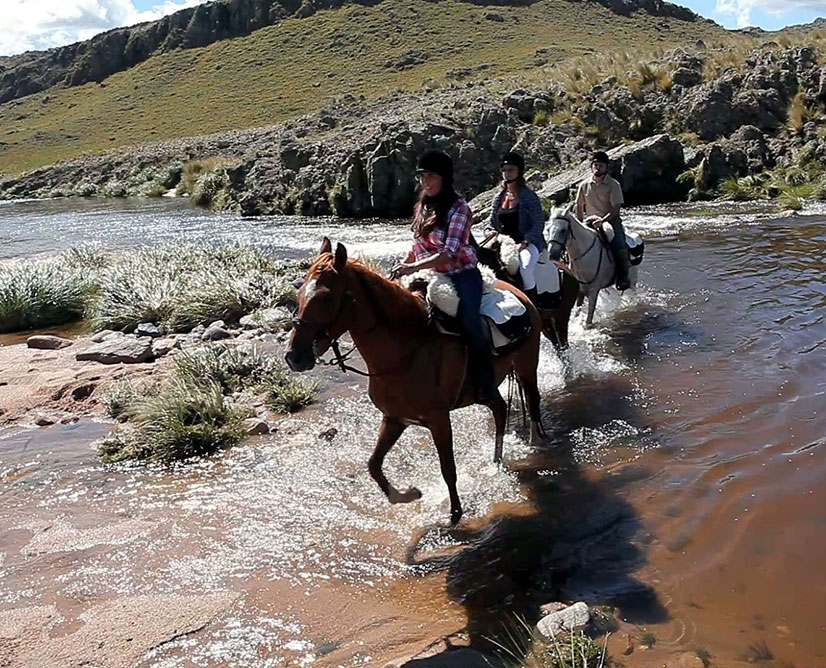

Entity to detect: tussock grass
[88,243,297,333]
[0,258,89,333]
[99,343,318,463]
[487,615,608,668]
[98,377,247,463]
[0,243,298,336]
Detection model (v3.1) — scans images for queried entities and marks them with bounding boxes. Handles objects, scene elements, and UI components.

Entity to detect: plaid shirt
[411,199,477,275]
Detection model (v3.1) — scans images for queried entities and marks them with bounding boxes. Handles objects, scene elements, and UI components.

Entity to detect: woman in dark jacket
[485,152,547,301]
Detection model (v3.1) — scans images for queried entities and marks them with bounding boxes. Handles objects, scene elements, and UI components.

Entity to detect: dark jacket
[487,186,547,251]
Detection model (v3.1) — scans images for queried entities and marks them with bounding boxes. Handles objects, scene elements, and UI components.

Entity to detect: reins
[556,216,613,287]
[314,267,425,378]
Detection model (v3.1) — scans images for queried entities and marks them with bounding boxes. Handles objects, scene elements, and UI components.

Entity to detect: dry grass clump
[488,615,608,668]
[88,243,297,333]
[99,344,318,463]
[0,256,91,333]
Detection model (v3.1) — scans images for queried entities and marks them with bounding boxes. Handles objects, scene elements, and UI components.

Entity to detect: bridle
[291,269,420,378]
[550,213,612,286]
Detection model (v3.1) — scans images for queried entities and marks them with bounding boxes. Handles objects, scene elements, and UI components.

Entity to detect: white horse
[546,205,635,328]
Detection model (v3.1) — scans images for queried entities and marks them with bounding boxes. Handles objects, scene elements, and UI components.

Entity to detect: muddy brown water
[0,199,824,667]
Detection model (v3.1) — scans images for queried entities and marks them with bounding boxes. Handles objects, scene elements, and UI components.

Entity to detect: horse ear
[319,237,332,256]
[334,243,347,270]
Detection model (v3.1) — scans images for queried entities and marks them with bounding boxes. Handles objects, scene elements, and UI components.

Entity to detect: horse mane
[309,253,429,331]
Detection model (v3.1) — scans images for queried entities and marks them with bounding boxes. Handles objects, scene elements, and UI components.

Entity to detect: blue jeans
[449,267,489,355]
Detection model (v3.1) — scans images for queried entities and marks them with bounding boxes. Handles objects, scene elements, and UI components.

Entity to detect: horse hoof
[389,487,422,504]
[450,508,464,526]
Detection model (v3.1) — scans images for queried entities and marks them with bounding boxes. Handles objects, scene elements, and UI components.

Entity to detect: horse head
[285,237,352,371]
[547,203,575,261]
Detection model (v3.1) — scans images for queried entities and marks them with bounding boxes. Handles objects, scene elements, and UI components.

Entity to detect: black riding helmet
[591,150,610,164]
[416,150,454,189]
[500,151,526,176]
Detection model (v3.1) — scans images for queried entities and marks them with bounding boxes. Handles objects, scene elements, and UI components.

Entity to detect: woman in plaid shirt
[390,150,501,404]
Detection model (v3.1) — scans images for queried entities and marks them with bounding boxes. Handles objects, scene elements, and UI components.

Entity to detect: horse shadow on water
[399,318,669,667]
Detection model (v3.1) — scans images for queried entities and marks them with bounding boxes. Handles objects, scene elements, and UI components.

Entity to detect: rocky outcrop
[0,0,709,105]
[76,337,154,364]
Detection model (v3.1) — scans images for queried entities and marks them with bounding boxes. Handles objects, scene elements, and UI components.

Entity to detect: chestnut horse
[285,238,545,524]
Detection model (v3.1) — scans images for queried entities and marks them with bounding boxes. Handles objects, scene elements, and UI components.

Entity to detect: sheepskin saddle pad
[401,267,532,355]
[498,236,563,303]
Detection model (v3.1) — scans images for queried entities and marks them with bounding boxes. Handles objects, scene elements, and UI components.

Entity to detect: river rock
[242,417,270,435]
[239,307,292,331]
[135,322,162,338]
[76,338,154,364]
[536,601,590,638]
[152,337,179,358]
[26,335,73,350]
[90,329,117,343]
[202,323,232,341]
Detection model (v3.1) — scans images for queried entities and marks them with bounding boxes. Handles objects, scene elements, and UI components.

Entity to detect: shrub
[0,259,87,333]
[488,616,607,668]
[98,344,317,463]
[98,377,247,463]
[178,158,231,196]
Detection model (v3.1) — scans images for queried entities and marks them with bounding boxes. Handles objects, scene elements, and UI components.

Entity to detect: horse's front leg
[585,290,599,329]
[428,414,463,525]
[369,417,421,505]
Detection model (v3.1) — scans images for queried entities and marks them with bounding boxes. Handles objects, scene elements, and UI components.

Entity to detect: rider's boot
[613,245,632,291]
[474,352,502,404]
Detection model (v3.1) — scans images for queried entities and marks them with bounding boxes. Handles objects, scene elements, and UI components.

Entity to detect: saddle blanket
[401,267,531,354]
[498,237,561,297]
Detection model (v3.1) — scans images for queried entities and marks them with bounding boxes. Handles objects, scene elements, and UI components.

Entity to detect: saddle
[401,268,533,356]
[498,236,565,309]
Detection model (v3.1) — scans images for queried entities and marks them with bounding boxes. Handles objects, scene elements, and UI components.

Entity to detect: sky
[0,0,825,58]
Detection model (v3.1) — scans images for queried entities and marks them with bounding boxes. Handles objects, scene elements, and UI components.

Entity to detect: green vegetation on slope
[0,0,727,174]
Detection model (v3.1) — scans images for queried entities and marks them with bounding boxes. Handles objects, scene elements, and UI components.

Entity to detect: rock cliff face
[0,0,706,104]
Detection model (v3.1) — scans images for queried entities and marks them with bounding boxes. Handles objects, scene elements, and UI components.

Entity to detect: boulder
[242,417,270,436]
[201,324,232,341]
[239,307,292,331]
[76,337,154,364]
[26,335,73,350]
[536,601,590,639]
[90,329,116,343]
[152,337,179,358]
[135,322,161,338]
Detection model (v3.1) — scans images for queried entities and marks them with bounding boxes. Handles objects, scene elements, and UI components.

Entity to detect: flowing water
[1,197,824,667]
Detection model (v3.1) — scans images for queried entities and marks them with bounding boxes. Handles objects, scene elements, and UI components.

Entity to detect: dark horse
[285,238,545,524]
[475,239,579,350]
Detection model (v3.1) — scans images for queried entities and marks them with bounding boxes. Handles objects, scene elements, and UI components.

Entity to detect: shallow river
[1,198,824,667]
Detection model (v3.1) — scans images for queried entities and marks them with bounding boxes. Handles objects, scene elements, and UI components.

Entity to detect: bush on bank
[0,258,90,333]
[0,242,299,335]
[99,344,318,463]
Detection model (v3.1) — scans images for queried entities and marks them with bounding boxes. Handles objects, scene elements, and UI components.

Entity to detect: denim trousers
[449,267,489,355]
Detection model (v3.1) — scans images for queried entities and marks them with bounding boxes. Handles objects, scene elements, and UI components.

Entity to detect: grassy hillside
[0,0,728,175]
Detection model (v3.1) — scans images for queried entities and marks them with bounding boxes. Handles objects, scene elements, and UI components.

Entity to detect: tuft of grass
[486,615,607,668]
[98,344,317,463]
[639,631,656,648]
[787,90,811,132]
[102,379,144,420]
[0,259,89,333]
[742,640,773,663]
[696,646,712,668]
[263,371,319,414]
[533,109,550,126]
[88,243,297,333]
[98,377,247,464]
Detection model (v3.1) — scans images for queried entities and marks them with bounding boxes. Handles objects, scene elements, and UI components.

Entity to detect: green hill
[0,0,728,175]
